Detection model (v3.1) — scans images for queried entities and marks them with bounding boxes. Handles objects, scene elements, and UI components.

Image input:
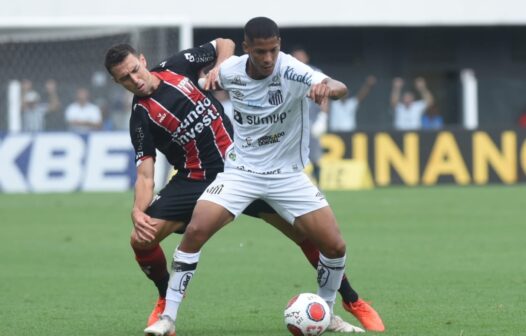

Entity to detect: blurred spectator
[43,80,64,131]
[329,76,376,132]
[21,79,61,132]
[421,104,444,130]
[65,87,102,132]
[291,46,327,184]
[106,88,133,130]
[390,77,434,130]
[97,98,115,131]
[213,90,233,121]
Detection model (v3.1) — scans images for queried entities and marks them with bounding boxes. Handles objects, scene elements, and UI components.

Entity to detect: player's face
[244,36,280,79]
[111,53,156,97]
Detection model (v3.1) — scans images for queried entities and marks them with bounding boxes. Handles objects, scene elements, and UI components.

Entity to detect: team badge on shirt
[268,89,283,106]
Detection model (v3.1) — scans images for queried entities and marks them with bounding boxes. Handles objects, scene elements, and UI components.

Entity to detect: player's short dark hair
[244,17,280,42]
[104,44,138,75]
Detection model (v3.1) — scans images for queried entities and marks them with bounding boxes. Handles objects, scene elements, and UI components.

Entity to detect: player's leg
[293,207,364,333]
[131,219,185,327]
[248,202,360,303]
[265,174,364,332]
[295,207,385,332]
[147,171,259,335]
[136,176,210,328]
[257,211,359,297]
[153,201,234,328]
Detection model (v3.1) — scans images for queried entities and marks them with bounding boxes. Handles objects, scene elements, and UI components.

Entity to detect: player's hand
[308,82,331,105]
[131,208,157,243]
[199,67,222,91]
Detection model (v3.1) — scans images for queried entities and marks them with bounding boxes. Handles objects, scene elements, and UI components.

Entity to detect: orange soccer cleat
[147,297,167,327]
[343,299,385,332]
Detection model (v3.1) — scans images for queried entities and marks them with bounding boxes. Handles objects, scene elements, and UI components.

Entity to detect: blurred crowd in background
[4,26,526,134]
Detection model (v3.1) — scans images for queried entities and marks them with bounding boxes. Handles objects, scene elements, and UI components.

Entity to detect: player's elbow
[216,38,236,52]
[329,80,348,100]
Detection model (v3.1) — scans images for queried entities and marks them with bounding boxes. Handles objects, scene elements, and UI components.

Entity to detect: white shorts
[198,169,329,224]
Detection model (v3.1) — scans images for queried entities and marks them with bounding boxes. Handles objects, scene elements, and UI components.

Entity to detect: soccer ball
[284,293,331,336]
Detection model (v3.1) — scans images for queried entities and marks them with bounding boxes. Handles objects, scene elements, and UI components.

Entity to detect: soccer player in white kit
[145,17,371,335]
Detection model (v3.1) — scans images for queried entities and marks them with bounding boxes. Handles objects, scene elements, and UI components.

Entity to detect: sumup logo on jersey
[234,110,243,124]
[246,111,287,125]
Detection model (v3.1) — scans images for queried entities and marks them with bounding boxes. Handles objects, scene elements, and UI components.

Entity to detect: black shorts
[145,175,276,234]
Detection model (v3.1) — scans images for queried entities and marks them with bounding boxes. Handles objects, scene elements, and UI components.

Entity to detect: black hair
[104,44,138,74]
[244,17,280,42]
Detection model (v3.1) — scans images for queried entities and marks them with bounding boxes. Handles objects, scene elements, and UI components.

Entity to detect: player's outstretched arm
[131,157,157,243]
[201,38,235,91]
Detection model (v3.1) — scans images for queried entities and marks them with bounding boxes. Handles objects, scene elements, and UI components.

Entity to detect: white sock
[316,253,346,313]
[162,247,201,321]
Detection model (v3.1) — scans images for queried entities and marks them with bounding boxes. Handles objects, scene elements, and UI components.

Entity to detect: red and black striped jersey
[129,42,233,180]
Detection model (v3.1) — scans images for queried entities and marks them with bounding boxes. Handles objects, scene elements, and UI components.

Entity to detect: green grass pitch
[1,185,525,335]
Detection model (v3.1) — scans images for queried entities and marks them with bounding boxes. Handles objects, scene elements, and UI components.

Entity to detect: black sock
[157,272,170,298]
[339,275,359,304]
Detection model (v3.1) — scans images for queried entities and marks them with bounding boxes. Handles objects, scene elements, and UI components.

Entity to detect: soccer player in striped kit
[105,35,383,336]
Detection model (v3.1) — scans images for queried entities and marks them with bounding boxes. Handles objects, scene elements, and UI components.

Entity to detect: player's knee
[130,234,157,250]
[322,240,346,258]
[183,222,210,247]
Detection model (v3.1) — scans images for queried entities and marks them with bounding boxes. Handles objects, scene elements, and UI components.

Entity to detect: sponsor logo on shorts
[228,151,236,161]
[315,191,325,201]
[149,194,161,205]
[206,184,224,195]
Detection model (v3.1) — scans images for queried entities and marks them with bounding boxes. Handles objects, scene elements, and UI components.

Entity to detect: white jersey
[330,97,359,132]
[219,52,327,175]
[393,100,427,130]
